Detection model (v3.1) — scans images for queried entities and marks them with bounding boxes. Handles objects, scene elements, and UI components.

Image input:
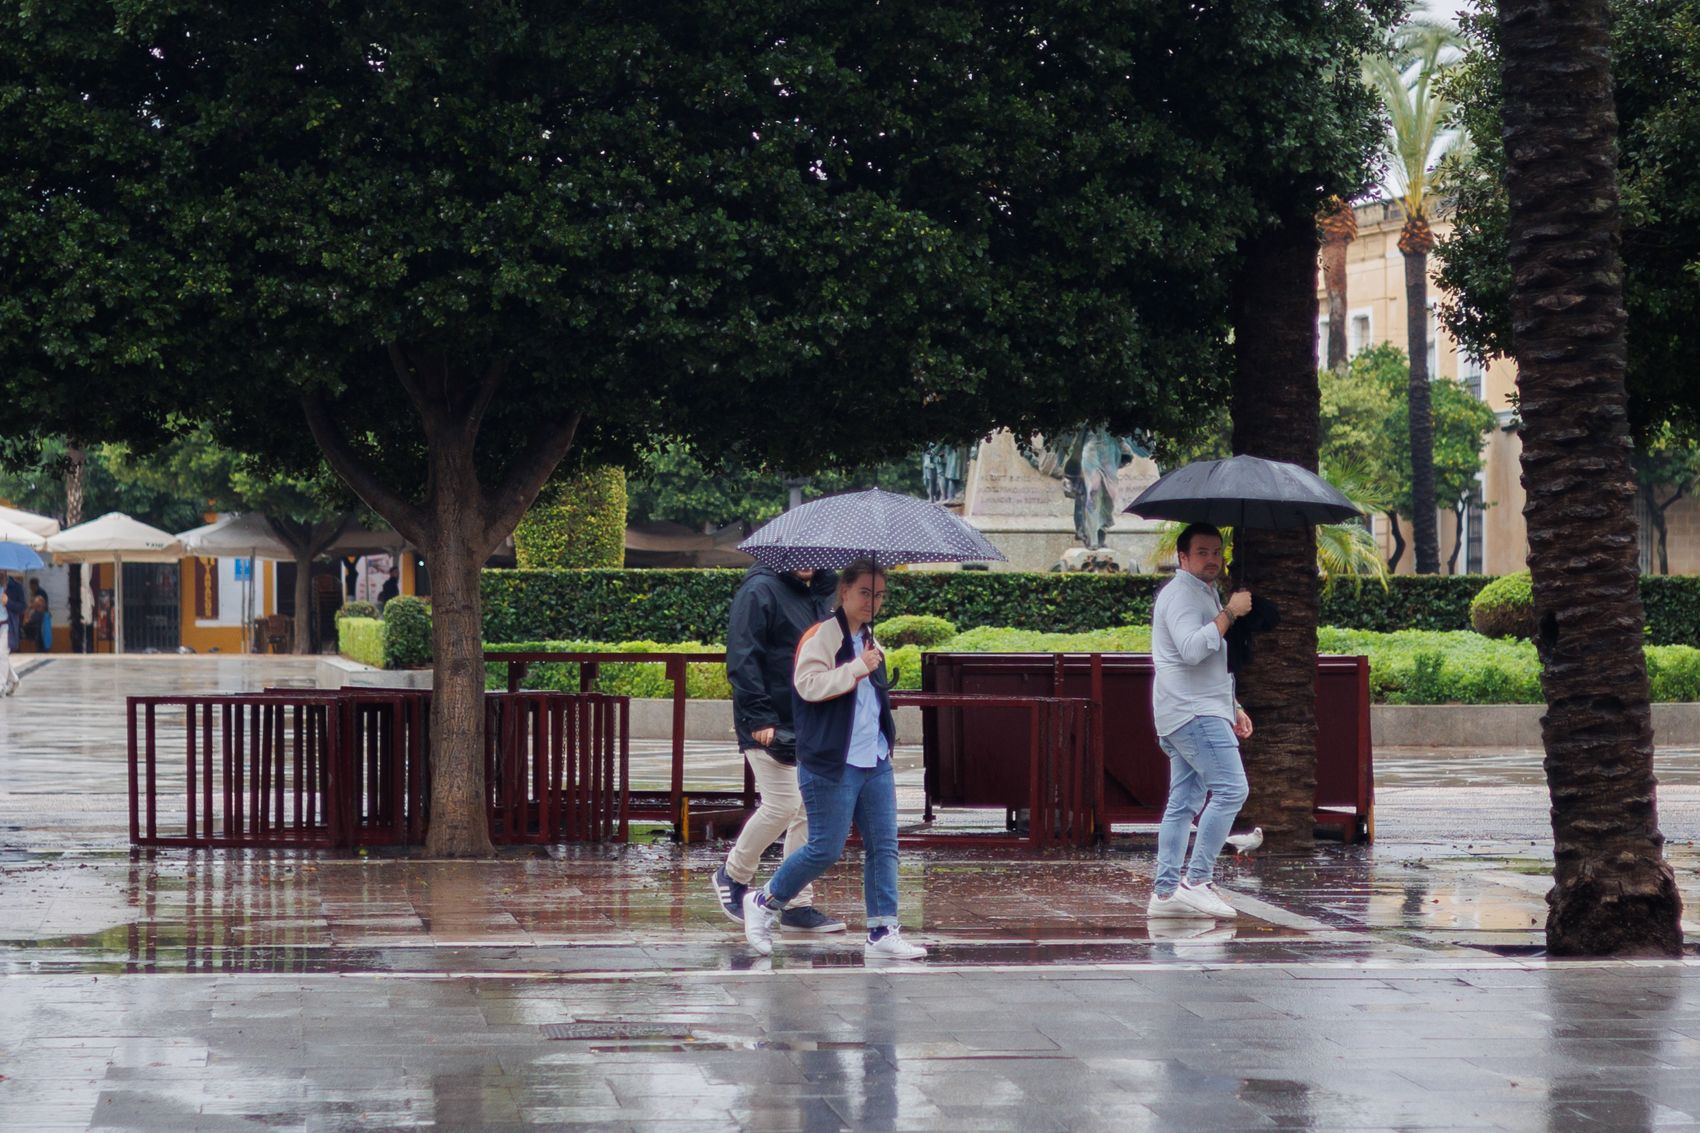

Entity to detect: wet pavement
[2,657,1699,1130]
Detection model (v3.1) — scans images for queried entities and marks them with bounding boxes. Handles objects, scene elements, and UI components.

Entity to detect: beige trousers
[724,746,813,907]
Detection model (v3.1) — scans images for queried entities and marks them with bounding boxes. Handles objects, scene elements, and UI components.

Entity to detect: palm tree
[1228,215,1324,848]
[1499,0,1680,954]
[1363,21,1463,575]
[1317,197,1358,372]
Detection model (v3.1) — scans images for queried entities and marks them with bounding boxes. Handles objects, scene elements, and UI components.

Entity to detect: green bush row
[336,617,385,669]
[481,626,1700,705]
[484,568,1700,645]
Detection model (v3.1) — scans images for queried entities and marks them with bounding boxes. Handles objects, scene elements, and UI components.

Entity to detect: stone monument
[955,430,1163,572]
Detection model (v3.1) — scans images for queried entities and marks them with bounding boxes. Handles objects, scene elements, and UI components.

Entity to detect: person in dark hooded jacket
[709,564,846,933]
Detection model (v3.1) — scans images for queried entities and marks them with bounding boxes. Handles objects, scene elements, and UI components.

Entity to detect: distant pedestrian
[1147,524,1253,921]
[710,564,846,935]
[0,581,18,696]
[2,573,22,654]
[378,566,400,607]
[23,579,48,651]
[743,559,927,960]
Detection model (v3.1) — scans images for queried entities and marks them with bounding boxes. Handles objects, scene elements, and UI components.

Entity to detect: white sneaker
[1146,890,1214,919]
[742,890,779,955]
[864,927,927,960]
[1175,879,1237,919]
[1225,827,1264,853]
[1147,920,1238,942]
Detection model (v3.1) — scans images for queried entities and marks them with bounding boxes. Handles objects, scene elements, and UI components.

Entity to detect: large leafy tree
[1632,429,1700,575]
[1436,0,1700,441]
[1363,21,1465,575]
[1498,0,1682,954]
[4,3,1398,854]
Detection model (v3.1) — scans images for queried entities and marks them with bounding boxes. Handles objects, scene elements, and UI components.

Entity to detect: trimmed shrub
[877,614,958,647]
[382,596,433,669]
[1469,572,1534,639]
[337,617,385,668]
[1320,574,1486,632]
[484,640,730,698]
[336,599,380,621]
[514,465,627,569]
[1642,576,1700,645]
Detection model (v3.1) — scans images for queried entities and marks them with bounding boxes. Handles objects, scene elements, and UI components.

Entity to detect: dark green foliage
[485,569,1700,641]
[1641,575,1700,646]
[1318,575,1487,632]
[1436,0,1700,440]
[382,597,433,669]
[337,599,381,622]
[485,640,730,699]
[876,615,959,648]
[1470,572,1535,639]
[515,466,628,569]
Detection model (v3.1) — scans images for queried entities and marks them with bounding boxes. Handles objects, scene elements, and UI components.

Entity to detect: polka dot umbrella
[737,488,1006,571]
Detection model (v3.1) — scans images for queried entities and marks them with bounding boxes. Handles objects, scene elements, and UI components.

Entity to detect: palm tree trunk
[1501,0,1681,955]
[1403,242,1440,573]
[1229,215,1321,848]
[1318,198,1356,372]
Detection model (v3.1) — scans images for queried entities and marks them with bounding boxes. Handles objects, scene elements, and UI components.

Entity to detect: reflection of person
[743,559,927,960]
[712,565,844,934]
[1147,524,1253,921]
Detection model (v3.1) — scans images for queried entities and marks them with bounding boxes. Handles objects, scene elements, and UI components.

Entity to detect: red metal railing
[487,651,748,836]
[128,687,627,848]
[892,691,1100,848]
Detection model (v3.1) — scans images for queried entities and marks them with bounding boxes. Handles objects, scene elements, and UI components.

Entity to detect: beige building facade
[1318,200,1700,576]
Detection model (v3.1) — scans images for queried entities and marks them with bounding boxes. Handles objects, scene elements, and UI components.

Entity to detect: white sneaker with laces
[1175,879,1237,919]
[864,927,927,960]
[743,890,779,955]
[1146,890,1214,919]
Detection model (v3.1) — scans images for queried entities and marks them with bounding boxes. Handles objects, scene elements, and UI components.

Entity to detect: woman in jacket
[742,558,926,960]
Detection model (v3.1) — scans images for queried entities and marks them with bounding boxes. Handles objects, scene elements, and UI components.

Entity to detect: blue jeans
[1154,715,1249,896]
[763,759,901,928]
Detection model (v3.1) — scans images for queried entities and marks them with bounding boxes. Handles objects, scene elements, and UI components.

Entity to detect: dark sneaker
[710,862,747,924]
[779,906,846,934]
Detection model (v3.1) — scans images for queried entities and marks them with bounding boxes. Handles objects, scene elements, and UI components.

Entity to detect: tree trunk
[65,445,85,651]
[1501,0,1682,955]
[422,435,495,858]
[300,350,580,858]
[1318,198,1356,373]
[1384,510,1406,572]
[292,548,314,654]
[1230,215,1322,849]
[1447,504,1465,574]
[1403,244,1440,573]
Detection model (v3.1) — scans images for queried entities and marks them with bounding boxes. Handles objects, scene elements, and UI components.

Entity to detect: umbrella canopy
[1125,455,1361,530]
[0,517,49,549]
[0,542,46,572]
[44,512,184,563]
[178,512,405,560]
[0,504,60,538]
[738,488,1006,571]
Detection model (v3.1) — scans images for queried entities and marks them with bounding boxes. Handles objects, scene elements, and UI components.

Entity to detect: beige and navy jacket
[790,608,896,781]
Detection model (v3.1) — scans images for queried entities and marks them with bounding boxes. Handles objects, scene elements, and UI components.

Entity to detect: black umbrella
[738,488,1006,571]
[1125,455,1361,530]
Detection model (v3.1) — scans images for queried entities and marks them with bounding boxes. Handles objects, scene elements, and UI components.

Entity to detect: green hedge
[514,465,627,569]
[484,640,730,698]
[482,568,1700,646]
[383,596,433,669]
[337,617,385,669]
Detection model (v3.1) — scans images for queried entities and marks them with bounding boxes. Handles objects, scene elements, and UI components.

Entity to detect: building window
[1349,312,1372,356]
[1459,351,1485,399]
[1464,480,1485,574]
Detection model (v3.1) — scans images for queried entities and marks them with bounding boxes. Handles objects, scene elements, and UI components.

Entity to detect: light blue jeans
[763,759,901,928]
[1154,714,1249,896]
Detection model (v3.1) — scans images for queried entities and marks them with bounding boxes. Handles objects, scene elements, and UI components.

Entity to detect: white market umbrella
[45,512,184,654]
[0,504,60,538]
[0,517,49,550]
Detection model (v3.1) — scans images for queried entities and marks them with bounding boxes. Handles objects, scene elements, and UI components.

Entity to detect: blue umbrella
[0,542,45,571]
[738,488,1006,571]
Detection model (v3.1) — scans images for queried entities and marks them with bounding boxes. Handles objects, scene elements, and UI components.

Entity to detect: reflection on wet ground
[3,659,1700,1130]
